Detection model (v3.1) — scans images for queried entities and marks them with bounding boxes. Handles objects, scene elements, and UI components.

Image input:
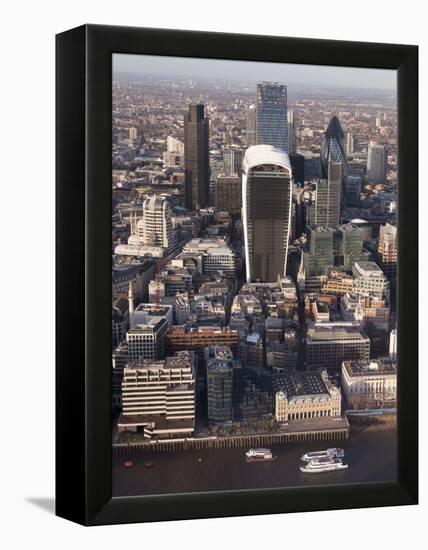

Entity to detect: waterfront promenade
[113,416,349,455]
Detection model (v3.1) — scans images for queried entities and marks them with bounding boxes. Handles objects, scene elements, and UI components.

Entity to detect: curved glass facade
[243,152,292,282]
[320,115,347,179]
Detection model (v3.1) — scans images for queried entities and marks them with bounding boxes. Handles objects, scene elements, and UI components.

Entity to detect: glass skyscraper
[242,145,293,282]
[367,141,388,184]
[223,147,244,176]
[246,105,256,147]
[256,82,288,152]
[320,115,347,179]
[315,161,343,226]
[287,108,296,153]
[303,223,366,276]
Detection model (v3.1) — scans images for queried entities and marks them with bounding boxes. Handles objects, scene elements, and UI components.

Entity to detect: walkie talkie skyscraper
[242,145,293,282]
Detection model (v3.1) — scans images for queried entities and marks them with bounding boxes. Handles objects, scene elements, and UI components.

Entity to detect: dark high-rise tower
[184,104,209,210]
[206,346,234,425]
[289,153,305,186]
[320,115,347,179]
[256,83,288,152]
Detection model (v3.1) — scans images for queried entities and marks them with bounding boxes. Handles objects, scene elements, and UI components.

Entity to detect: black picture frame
[56,24,418,526]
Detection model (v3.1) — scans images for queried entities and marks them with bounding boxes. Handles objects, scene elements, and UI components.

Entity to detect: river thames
[113,424,396,496]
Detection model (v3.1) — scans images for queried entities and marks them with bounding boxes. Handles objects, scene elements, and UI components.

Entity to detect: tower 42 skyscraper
[184,104,210,210]
[242,145,293,282]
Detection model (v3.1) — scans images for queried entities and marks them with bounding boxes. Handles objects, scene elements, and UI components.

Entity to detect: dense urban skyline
[111,64,397,496]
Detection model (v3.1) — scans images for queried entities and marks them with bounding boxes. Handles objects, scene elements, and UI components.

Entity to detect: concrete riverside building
[306,324,370,371]
[118,351,196,437]
[341,358,397,409]
[205,346,234,425]
[242,145,293,282]
[274,370,341,422]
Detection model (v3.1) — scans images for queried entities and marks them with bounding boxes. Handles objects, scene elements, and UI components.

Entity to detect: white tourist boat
[300,457,348,473]
[301,448,345,462]
[245,448,277,462]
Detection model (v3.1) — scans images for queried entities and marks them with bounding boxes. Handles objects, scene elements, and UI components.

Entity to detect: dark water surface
[113,426,396,496]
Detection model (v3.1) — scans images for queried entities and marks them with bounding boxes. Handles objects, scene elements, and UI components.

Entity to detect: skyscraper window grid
[256,82,288,152]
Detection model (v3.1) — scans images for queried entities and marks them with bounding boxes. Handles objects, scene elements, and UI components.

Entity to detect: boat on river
[245,448,277,463]
[301,448,344,462]
[300,457,348,473]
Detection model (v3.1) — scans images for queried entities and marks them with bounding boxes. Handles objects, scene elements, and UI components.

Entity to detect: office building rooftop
[273,370,329,397]
[353,261,385,277]
[342,358,397,377]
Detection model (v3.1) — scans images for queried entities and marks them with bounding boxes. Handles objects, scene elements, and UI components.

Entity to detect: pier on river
[113,416,349,455]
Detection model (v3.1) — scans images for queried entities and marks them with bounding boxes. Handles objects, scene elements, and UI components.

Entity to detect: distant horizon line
[113,71,396,93]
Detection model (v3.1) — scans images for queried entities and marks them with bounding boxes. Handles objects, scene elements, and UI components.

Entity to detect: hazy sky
[113,54,396,91]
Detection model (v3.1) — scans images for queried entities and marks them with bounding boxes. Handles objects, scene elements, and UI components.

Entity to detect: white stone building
[126,317,169,362]
[352,261,389,299]
[274,371,341,422]
[341,358,397,409]
[181,238,236,278]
